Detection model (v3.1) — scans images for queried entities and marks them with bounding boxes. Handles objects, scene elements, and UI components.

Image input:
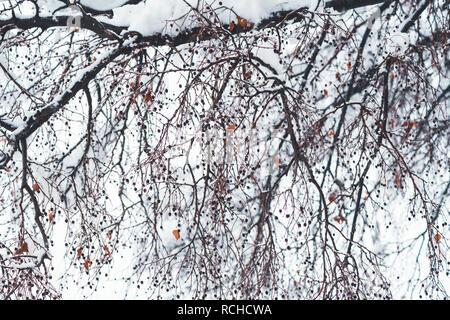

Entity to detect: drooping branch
[0,39,136,170]
[0,0,395,168]
[20,138,48,250]
[12,42,134,141]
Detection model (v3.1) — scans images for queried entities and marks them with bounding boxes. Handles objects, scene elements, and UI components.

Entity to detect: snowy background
[0,0,448,300]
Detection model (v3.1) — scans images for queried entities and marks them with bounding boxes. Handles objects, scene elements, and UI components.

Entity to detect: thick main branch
[0,1,387,44]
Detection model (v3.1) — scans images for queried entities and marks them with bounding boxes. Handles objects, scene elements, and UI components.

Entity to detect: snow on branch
[0,0,387,43]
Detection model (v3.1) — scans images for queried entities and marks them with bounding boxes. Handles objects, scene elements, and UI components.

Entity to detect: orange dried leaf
[49,213,54,223]
[227,124,236,131]
[435,234,441,243]
[347,63,351,70]
[229,21,235,32]
[333,216,346,224]
[144,88,153,103]
[33,183,39,192]
[238,16,248,29]
[106,232,112,240]
[77,247,82,259]
[104,245,111,257]
[328,192,337,203]
[83,257,91,271]
[15,242,29,255]
[172,229,180,240]
[323,89,328,96]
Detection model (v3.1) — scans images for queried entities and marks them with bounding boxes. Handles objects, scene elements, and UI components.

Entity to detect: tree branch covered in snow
[0,0,448,300]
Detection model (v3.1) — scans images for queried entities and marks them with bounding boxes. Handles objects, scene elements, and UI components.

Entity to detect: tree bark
[326,0,386,12]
